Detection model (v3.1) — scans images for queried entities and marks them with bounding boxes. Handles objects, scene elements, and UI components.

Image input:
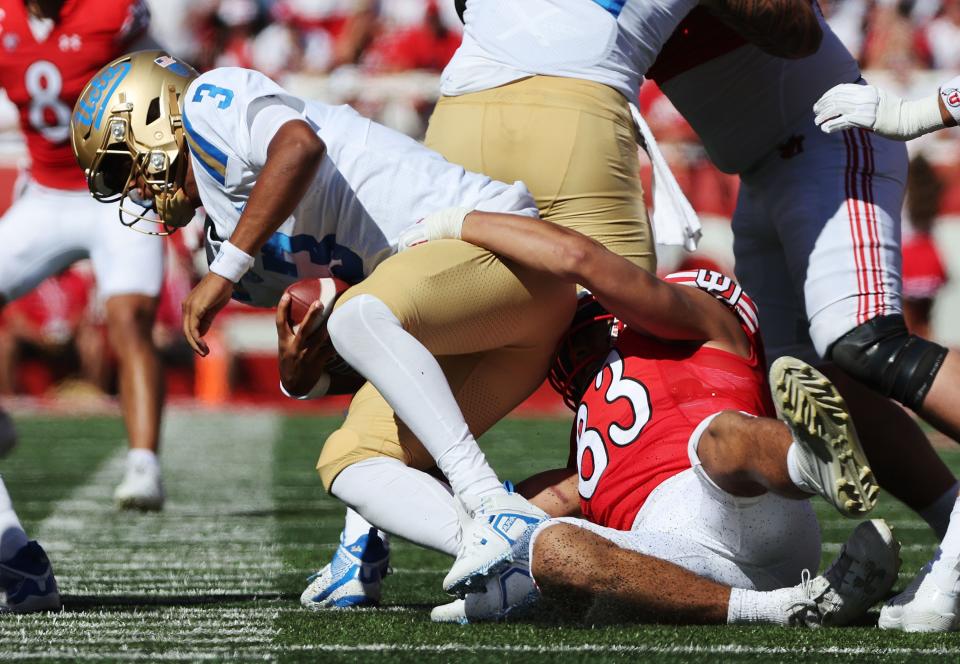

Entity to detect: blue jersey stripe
[182,111,227,185]
[592,0,625,17]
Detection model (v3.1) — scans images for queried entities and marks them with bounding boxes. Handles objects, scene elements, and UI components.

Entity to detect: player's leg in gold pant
[317,240,576,490]
[425,75,655,272]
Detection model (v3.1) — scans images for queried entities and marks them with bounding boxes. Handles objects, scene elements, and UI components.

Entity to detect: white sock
[786,443,816,494]
[127,448,159,469]
[727,586,797,626]
[331,457,462,557]
[328,295,504,501]
[341,507,390,548]
[0,475,29,562]
[929,493,960,590]
[919,481,960,541]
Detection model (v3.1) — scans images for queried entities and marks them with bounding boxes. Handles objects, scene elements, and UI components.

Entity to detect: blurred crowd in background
[0,0,958,403]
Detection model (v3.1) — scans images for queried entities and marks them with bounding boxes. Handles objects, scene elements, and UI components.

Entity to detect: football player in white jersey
[71,51,577,604]
[649,9,960,632]
[306,0,826,610]
[814,75,960,141]
[429,0,822,271]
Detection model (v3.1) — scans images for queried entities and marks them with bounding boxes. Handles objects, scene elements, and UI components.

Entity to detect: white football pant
[0,179,164,302]
[531,415,822,591]
[733,111,909,361]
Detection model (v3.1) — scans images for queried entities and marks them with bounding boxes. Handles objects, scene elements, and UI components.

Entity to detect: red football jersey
[0,0,149,189]
[572,270,773,531]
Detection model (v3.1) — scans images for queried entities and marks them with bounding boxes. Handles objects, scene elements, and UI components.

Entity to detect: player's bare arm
[701,0,822,58]
[181,121,326,356]
[516,468,581,518]
[451,211,750,358]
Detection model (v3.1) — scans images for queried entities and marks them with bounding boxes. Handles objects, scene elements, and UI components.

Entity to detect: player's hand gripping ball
[284,277,351,336]
[278,277,362,397]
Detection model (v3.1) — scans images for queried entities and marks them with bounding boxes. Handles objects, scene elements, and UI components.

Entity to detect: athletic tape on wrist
[209,240,255,283]
[279,373,331,400]
[424,207,472,242]
[940,75,960,125]
[877,89,945,140]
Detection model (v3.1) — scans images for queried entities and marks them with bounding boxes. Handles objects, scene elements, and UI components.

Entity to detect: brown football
[283,276,351,336]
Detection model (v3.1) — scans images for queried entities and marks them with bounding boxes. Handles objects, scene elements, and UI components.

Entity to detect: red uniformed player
[648,6,960,632]
[0,2,167,612]
[414,209,895,627]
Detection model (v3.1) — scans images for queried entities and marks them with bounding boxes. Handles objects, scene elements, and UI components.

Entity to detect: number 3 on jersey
[575,349,651,499]
[25,61,71,143]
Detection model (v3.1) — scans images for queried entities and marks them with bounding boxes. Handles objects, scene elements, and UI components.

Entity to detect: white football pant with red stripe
[732,110,909,362]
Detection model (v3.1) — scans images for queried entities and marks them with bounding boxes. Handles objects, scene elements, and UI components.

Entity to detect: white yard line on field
[2,642,958,660]
[0,412,286,657]
[32,412,283,597]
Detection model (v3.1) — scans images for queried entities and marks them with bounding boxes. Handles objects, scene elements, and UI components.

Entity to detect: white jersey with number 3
[440,0,698,101]
[181,68,536,307]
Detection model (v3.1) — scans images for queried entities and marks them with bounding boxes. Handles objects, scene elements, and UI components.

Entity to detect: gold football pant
[425,75,654,271]
[318,76,654,489]
[317,241,575,489]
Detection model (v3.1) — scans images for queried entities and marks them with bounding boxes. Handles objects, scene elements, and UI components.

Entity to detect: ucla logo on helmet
[73,61,131,128]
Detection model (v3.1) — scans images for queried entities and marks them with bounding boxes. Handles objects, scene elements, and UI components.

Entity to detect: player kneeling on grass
[406,212,899,626]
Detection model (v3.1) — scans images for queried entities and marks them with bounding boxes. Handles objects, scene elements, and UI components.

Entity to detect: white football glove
[814,83,944,141]
[397,207,472,252]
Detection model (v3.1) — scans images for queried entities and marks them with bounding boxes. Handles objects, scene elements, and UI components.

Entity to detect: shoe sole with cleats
[770,356,878,517]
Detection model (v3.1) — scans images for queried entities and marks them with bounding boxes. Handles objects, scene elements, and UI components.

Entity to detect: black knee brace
[829,314,948,411]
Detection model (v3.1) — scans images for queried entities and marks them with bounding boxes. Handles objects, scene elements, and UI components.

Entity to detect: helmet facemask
[86,86,190,236]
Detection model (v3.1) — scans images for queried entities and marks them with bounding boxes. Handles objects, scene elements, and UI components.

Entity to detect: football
[283,276,351,336]
[463,562,538,621]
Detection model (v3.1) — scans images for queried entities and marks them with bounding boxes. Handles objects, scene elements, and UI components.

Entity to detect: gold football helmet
[71,50,199,235]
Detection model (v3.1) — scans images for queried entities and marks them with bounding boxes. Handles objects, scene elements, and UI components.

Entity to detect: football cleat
[300,528,390,610]
[0,541,61,613]
[879,551,960,632]
[769,356,878,517]
[0,409,17,458]
[114,457,165,511]
[811,519,901,626]
[443,492,547,597]
[432,560,539,623]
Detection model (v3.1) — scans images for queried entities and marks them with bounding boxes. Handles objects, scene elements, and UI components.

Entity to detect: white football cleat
[114,456,165,511]
[769,356,878,517]
[301,528,390,610]
[443,492,547,597]
[0,409,17,458]
[748,520,900,627]
[0,541,61,613]
[879,552,960,632]
[432,560,539,623]
[812,519,901,626]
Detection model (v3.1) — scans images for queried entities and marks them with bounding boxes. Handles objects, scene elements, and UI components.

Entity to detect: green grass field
[2,410,960,662]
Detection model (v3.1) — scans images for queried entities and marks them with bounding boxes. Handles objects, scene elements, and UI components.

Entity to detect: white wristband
[209,240,255,283]
[279,372,331,400]
[940,76,960,126]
